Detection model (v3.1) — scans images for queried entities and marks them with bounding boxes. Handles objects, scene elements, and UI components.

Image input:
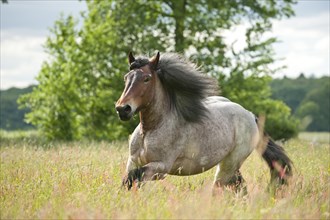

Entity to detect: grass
[298,132,330,144]
[0,132,329,219]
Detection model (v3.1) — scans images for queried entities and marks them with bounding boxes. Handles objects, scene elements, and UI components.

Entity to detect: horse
[115,52,292,191]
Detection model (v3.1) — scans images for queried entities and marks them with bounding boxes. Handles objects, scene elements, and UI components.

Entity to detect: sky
[1,0,329,89]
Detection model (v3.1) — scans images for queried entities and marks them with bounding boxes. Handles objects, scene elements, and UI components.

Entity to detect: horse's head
[115,52,160,121]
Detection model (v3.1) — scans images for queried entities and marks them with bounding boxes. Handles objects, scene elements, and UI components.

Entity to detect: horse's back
[205,96,259,149]
[204,96,231,104]
[205,96,255,124]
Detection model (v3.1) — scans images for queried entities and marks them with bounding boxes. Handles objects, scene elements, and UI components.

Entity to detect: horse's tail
[255,117,293,185]
[262,136,293,184]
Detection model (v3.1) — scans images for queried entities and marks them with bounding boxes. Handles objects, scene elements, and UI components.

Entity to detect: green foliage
[19,15,137,140]
[0,86,35,130]
[271,75,330,132]
[19,0,298,140]
[296,80,330,131]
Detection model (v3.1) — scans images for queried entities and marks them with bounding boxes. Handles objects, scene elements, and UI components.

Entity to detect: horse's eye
[144,75,151,83]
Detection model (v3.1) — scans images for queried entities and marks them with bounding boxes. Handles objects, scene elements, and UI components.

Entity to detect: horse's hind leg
[213,163,246,192]
[213,145,253,193]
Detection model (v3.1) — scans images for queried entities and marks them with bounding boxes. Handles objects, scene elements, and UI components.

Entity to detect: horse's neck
[139,81,172,134]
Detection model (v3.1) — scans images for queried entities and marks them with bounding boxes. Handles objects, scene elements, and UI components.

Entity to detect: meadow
[0,131,329,219]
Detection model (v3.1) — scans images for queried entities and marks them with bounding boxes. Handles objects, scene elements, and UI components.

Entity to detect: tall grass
[0,133,329,219]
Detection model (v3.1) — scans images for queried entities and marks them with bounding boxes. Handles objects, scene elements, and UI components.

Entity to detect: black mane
[133,53,219,122]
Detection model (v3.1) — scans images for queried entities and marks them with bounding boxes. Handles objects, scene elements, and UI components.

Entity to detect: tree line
[4,0,302,141]
[271,74,329,132]
[2,75,328,135]
[0,86,34,131]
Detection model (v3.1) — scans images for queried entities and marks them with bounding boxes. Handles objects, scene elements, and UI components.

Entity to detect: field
[1,131,329,219]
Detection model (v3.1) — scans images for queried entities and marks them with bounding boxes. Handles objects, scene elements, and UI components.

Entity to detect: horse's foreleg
[122,162,167,190]
[140,162,168,181]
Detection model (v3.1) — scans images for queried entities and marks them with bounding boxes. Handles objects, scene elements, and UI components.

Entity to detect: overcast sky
[1,0,329,89]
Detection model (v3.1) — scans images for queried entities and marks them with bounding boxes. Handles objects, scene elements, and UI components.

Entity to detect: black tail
[262,136,293,185]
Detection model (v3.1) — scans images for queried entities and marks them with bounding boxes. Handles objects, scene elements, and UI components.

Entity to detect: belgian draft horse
[115,52,292,191]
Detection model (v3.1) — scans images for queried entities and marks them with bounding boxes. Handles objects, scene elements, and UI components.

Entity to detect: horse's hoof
[122,176,133,190]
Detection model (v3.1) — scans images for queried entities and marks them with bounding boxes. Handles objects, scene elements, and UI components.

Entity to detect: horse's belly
[169,156,218,176]
[167,117,235,176]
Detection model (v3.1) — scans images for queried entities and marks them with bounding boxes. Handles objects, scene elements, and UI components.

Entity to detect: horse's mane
[132,53,219,122]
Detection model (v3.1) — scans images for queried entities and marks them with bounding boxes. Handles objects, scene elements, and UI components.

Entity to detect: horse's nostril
[123,105,131,113]
[116,104,132,115]
[115,104,133,121]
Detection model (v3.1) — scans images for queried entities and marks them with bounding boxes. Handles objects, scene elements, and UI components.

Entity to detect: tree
[271,73,317,113]
[271,76,329,132]
[19,0,298,141]
[0,86,35,130]
[296,80,330,131]
[19,15,134,140]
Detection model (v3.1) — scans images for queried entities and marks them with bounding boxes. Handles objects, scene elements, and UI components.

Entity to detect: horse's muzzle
[115,104,133,121]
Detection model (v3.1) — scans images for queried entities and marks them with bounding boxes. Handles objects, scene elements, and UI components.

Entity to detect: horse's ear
[149,52,160,70]
[128,51,135,65]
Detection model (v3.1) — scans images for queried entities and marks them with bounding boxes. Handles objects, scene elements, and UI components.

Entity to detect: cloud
[0,0,86,90]
[219,10,329,78]
[1,29,46,89]
[222,23,249,53]
[270,12,329,78]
